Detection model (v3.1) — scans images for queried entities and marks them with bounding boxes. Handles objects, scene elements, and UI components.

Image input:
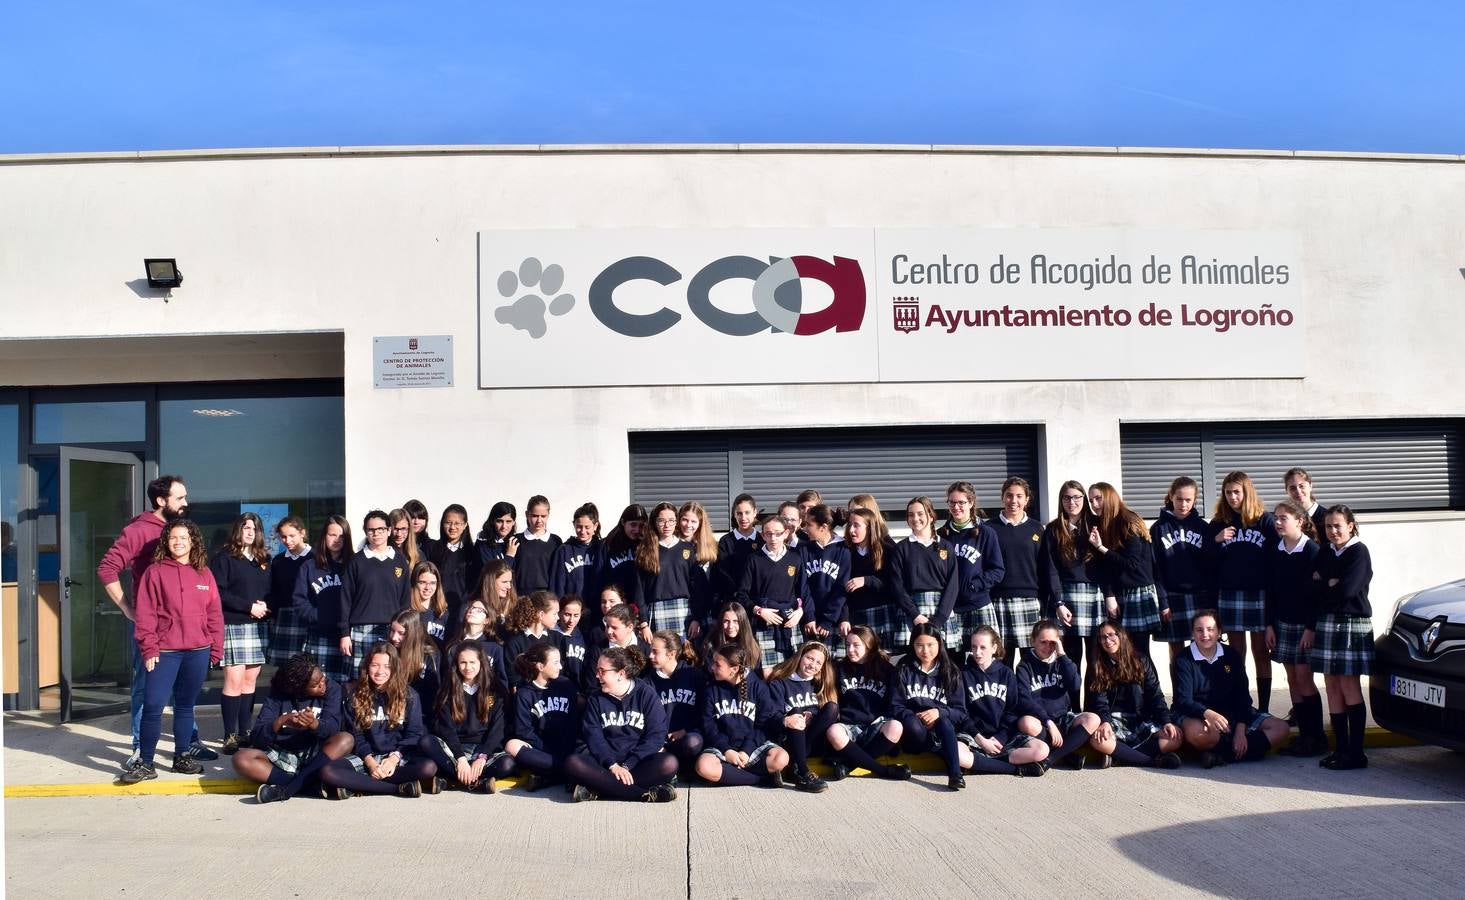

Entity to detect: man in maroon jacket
[96,474,218,767]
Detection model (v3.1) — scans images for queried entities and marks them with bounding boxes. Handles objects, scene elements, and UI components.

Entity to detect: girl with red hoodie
[119,519,224,784]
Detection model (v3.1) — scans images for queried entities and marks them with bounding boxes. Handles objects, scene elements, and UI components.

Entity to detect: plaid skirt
[222,621,268,667]
[950,606,998,650]
[267,612,310,666]
[756,623,797,669]
[1310,613,1374,675]
[305,632,355,683]
[647,597,692,637]
[896,591,945,649]
[1219,589,1267,633]
[844,717,889,748]
[265,744,319,775]
[432,736,509,766]
[708,740,778,774]
[853,604,901,652]
[994,596,1041,649]
[1059,583,1105,637]
[957,731,1034,760]
[1271,620,1312,667]
[1108,713,1161,747]
[345,624,390,680]
[1120,585,1163,635]
[1161,591,1207,642]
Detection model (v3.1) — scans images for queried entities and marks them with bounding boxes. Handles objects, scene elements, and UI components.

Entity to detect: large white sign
[478,228,1302,387]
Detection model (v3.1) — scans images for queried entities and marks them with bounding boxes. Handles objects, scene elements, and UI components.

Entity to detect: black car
[1372,578,1465,751]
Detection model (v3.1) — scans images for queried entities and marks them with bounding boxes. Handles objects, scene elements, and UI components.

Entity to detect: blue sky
[4,2,1462,154]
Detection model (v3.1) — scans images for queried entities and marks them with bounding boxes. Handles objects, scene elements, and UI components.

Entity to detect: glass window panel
[1,403,16,583]
[33,401,145,444]
[159,395,344,554]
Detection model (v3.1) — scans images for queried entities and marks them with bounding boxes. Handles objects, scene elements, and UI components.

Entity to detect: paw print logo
[494,258,575,339]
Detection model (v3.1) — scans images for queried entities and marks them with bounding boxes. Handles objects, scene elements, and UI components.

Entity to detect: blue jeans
[139,648,210,764]
[130,622,198,750]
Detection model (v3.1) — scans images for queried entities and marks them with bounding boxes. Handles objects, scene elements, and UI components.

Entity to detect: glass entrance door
[59,447,142,722]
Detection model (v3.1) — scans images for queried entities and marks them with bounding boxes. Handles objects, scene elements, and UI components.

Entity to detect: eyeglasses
[365,526,389,534]
[1098,632,1120,643]
[1061,495,1085,503]
[391,527,409,535]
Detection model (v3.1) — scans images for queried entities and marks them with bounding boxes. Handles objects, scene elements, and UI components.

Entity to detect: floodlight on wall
[144,258,183,289]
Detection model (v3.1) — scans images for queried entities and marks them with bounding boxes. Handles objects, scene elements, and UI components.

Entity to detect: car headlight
[1390,591,1419,623]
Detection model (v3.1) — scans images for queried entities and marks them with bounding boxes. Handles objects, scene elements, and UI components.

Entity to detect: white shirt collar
[762,546,788,562]
[855,545,869,557]
[908,535,934,547]
[733,529,757,542]
[462,683,479,695]
[785,535,799,548]
[446,539,463,552]
[1190,642,1223,664]
[364,546,394,562]
[284,544,311,561]
[659,536,679,548]
[999,512,1028,526]
[1277,536,1309,554]
[1307,501,1320,516]
[1332,535,1361,556]
[521,530,550,542]
[790,672,812,683]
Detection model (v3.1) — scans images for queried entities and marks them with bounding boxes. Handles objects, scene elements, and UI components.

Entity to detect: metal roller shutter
[1121,420,1464,514]
[627,434,731,525]
[1119,425,1207,514]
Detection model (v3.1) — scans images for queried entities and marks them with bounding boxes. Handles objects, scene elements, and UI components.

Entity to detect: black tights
[320,757,437,795]
[421,738,516,787]
[782,703,839,776]
[262,751,335,799]
[513,747,565,779]
[835,727,898,777]
[667,732,705,769]
[563,752,678,800]
[901,713,961,778]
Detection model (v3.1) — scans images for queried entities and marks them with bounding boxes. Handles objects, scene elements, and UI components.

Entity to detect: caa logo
[589,254,868,338]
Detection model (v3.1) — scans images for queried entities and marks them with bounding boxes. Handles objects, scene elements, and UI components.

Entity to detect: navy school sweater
[503,629,561,688]
[417,606,449,646]
[834,660,895,726]
[643,663,707,734]
[770,674,824,717]
[713,530,761,603]
[339,548,411,632]
[512,675,579,757]
[1208,512,1276,592]
[800,539,851,632]
[580,678,669,768]
[891,659,967,729]
[1150,509,1211,595]
[1103,533,1162,596]
[453,636,506,685]
[889,538,960,623]
[512,532,562,595]
[634,540,710,619]
[248,678,344,753]
[432,685,508,758]
[553,626,588,686]
[428,540,482,624]
[474,536,516,569]
[936,520,1006,612]
[1038,524,1109,613]
[700,676,782,753]
[548,536,602,601]
[1085,656,1172,726]
[210,550,271,626]
[598,541,640,597]
[580,637,652,695]
[844,540,895,615]
[293,556,345,638]
[990,515,1044,600]
[736,549,803,617]
[1313,540,1373,618]
[1015,649,1081,723]
[959,659,1029,743]
[346,687,425,758]
[407,652,441,717]
[1266,537,1320,629]
[1170,643,1256,724]
[267,549,312,618]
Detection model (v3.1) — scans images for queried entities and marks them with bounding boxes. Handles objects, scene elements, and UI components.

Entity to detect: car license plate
[1391,675,1447,708]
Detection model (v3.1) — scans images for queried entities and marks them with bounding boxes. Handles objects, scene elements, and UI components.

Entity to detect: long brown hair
[1211,471,1264,528]
[438,640,497,725]
[1046,479,1091,564]
[388,508,420,571]
[390,608,430,681]
[313,514,352,568]
[476,560,517,625]
[652,629,699,667]
[154,519,208,572]
[351,642,408,730]
[847,494,890,544]
[635,502,679,573]
[1089,482,1150,549]
[768,641,838,705]
[843,508,885,571]
[227,512,268,569]
[409,561,448,618]
[678,501,718,565]
[704,601,760,668]
[842,625,893,683]
[1087,623,1146,694]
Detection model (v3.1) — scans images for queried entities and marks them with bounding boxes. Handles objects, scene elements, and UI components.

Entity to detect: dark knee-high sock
[1346,703,1367,757]
[322,761,398,795]
[784,729,811,775]
[1061,637,1084,708]
[1302,694,1325,740]
[966,754,1018,775]
[865,733,897,760]
[514,747,558,776]
[264,766,292,785]
[837,740,889,776]
[899,720,929,755]
[714,761,761,786]
[930,716,961,778]
[1049,721,1095,765]
[1110,740,1156,766]
[1330,710,1349,755]
[220,695,240,736]
[239,691,256,735]
[672,733,704,766]
[486,754,517,779]
[1242,732,1272,762]
[1256,677,1272,714]
[281,751,334,798]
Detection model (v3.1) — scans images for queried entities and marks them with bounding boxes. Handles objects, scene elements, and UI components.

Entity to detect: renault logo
[1422,620,1442,653]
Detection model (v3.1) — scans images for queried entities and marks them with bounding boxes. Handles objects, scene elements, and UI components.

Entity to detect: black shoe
[1098,753,1114,770]
[640,782,678,803]
[571,784,598,802]
[826,761,850,782]
[116,760,158,785]
[221,734,241,755]
[522,773,546,793]
[1154,752,1182,770]
[1062,755,1086,771]
[947,774,966,791]
[792,770,829,793]
[256,784,287,804]
[172,753,203,775]
[1202,751,1226,769]
[883,763,913,781]
[424,777,442,795]
[236,732,253,749]
[480,777,498,794]
[331,785,355,801]
[188,741,220,762]
[1318,751,1339,768]
[1322,753,1368,771]
[759,770,785,789]
[397,780,422,798]
[1015,762,1046,777]
[1283,706,1297,727]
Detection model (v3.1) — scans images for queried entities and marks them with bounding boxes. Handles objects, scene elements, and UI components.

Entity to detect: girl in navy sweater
[566,646,677,803]
[1039,481,1106,675]
[701,602,763,682]
[634,502,708,641]
[990,477,1045,666]
[1313,506,1375,770]
[428,503,480,626]
[408,560,450,647]
[1172,611,1288,768]
[767,641,838,792]
[1088,482,1168,662]
[1266,500,1325,757]
[890,497,960,649]
[211,511,271,753]
[549,502,602,601]
[403,498,435,560]
[646,630,707,767]
[503,591,562,688]
[842,507,896,649]
[1085,622,1182,768]
[475,560,518,639]
[387,507,422,575]
[1209,471,1276,712]
[598,504,648,605]
[736,516,804,672]
[474,500,519,569]
[388,608,440,719]
[826,626,910,781]
[423,640,514,793]
[265,515,312,667]
[553,594,588,687]
[937,481,1006,649]
[695,643,790,788]
[892,623,970,790]
[506,642,578,791]
[448,598,506,682]
[512,495,561,595]
[678,500,719,584]
[582,603,652,694]
[235,653,353,804]
[714,493,761,609]
[959,626,1050,780]
[800,505,850,641]
[320,642,437,798]
[339,509,411,681]
[1015,620,1099,769]
[1151,477,1212,661]
[297,515,353,683]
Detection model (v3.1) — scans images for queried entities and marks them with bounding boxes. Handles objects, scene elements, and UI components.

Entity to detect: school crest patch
[394,567,403,578]
[787,564,797,577]
[1032,534,1041,542]
[682,548,691,560]
[938,548,949,561]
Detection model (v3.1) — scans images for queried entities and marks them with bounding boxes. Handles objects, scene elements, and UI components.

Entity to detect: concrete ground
[4,707,1463,899]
